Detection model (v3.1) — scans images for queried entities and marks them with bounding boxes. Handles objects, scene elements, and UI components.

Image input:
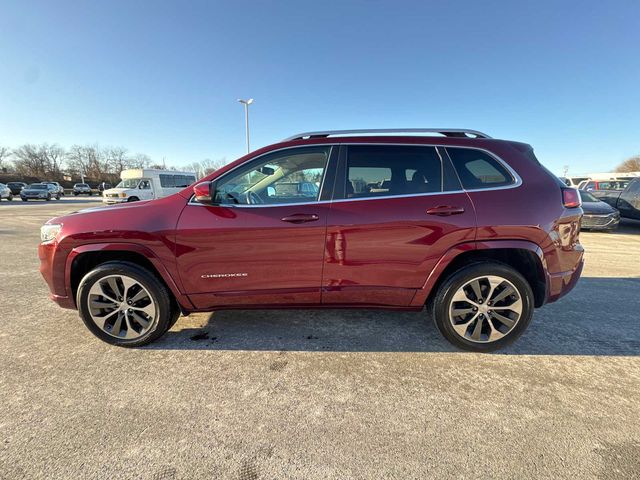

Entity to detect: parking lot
[0,198,638,479]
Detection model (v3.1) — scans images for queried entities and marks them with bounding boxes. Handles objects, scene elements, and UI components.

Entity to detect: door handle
[426,205,465,216]
[281,213,320,224]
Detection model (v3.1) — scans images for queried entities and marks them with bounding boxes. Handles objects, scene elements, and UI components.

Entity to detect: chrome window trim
[187,143,522,208]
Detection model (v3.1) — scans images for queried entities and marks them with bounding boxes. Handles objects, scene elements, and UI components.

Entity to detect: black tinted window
[446,148,514,189]
[345,146,442,199]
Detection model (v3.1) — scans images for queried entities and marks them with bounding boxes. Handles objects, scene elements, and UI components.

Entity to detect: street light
[237,98,254,153]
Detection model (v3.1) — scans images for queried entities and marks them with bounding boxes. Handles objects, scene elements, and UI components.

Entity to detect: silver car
[0,183,14,201]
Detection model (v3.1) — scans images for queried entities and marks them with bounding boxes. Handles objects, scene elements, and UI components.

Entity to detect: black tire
[21,198,27,202]
[8,195,12,201]
[429,261,534,352]
[73,192,78,196]
[128,196,139,202]
[45,195,51,201]
[56,194,61,200]
[77,261,175,347]
[88,192,92,196]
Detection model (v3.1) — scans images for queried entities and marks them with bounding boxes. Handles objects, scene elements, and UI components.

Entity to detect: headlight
[41,224,62,243]
[119,192,128,198]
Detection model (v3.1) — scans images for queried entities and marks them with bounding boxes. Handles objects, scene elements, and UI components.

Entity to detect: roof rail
[282,128,492,142]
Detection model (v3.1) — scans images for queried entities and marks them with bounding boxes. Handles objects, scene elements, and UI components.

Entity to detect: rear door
[322,144,476,306]
[176,145,337,309]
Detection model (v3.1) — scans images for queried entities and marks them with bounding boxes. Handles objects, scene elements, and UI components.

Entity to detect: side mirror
[258,166,275,176]
[193,180,218,204]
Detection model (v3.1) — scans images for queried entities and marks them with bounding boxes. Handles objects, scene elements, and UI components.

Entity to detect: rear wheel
[429,262,534,352]
[77,261,175,347]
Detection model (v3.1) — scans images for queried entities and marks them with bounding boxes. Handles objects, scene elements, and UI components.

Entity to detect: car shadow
[149,277,640,355]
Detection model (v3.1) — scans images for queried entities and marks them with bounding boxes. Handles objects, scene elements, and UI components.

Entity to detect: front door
[175,145,336,309]
[322,144,476,306]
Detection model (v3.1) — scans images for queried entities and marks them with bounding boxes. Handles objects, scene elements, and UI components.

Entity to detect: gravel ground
[0,197,639,479]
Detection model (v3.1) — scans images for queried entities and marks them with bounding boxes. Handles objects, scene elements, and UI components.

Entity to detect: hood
[582,201,617,215]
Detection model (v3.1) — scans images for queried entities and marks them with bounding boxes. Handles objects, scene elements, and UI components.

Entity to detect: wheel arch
[414,240,547,308]
[66,243,193,312]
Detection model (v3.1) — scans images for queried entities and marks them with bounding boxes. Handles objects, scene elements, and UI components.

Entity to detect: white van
[103,169,197,204]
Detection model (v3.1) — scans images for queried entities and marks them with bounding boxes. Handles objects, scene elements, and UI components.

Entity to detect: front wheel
[8,194,13,201]
[77,261,175,347]
[429,262,534,352]
[127,196,139,202]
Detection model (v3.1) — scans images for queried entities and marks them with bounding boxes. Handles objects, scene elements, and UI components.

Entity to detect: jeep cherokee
[39,128,584,351]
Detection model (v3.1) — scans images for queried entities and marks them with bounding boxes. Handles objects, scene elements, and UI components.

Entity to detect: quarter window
[345,145,442,199]
[446,148,514,189]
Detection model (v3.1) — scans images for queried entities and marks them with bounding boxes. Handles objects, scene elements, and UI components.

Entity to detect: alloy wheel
[449,275,523,343]
[87,274,157,339]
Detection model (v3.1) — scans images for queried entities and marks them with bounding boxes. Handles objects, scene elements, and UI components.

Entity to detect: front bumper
[581,212,620,231]
[22,194,49,199]
[103,197,128,204]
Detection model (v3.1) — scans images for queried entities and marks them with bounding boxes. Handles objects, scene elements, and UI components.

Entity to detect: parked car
[578,190,620,231]
[73,183,93,196]
[0,183,13,201]
[592,177,640,220]
[39,128,584,351]
[102,169,196,204]
[581,179,629,191]
[21,183,60,201]
[45,182,65,196]
[6,182,27,195]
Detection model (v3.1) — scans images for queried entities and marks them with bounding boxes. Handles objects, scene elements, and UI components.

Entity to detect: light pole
[237,98,254,153]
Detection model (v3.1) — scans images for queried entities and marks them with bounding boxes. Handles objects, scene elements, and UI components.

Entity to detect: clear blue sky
[1,0,638,175]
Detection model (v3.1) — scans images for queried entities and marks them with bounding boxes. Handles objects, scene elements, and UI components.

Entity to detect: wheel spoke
[491,311,516,329]
[92,308,119,330]
[452,312,478,337]
[131,303,155,318]
[452,288,477,306]
[110,312,124,336]
[121,276,136,299]
[130,310,150,329]
[452,307,474,317]
[470,316,484,341]
[469,280,483,302]
[90,298,117,309]
[129,288,148,304]
[491,285,516,304]
[106,277,122,299]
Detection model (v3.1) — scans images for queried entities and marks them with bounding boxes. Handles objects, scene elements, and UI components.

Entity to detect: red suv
[39,129,584,351]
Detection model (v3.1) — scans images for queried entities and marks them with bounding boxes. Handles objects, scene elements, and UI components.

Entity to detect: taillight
[562,188,581,208]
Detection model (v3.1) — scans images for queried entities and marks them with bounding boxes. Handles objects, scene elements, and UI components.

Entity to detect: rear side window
[345,145,442,199]
[446,148,515,189]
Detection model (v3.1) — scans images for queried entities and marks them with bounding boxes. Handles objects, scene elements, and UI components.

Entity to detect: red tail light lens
[562,188,581,208]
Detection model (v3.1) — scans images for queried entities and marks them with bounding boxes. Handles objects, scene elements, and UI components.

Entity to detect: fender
[410,239,544,307]
[65,242,195,311]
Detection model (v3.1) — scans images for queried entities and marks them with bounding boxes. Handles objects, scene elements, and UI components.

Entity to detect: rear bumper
[545,254,584,304]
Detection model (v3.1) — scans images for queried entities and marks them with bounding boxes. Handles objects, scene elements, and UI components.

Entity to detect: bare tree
[104,146,129,175]
[0,146,11,171]
[12,144,65,179]
[184,158,227,179]
[615,155,640,173]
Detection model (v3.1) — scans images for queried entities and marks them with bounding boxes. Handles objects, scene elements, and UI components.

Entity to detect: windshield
[28,184,48,190]
[578,190,599,203]
[116,178,141,188]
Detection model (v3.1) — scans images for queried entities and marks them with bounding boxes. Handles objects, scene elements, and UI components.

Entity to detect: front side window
[345,145,442,199]
[117,178,141,188]
[139,180,151,189]
[213,146,330,205]
[446,148,514,190]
